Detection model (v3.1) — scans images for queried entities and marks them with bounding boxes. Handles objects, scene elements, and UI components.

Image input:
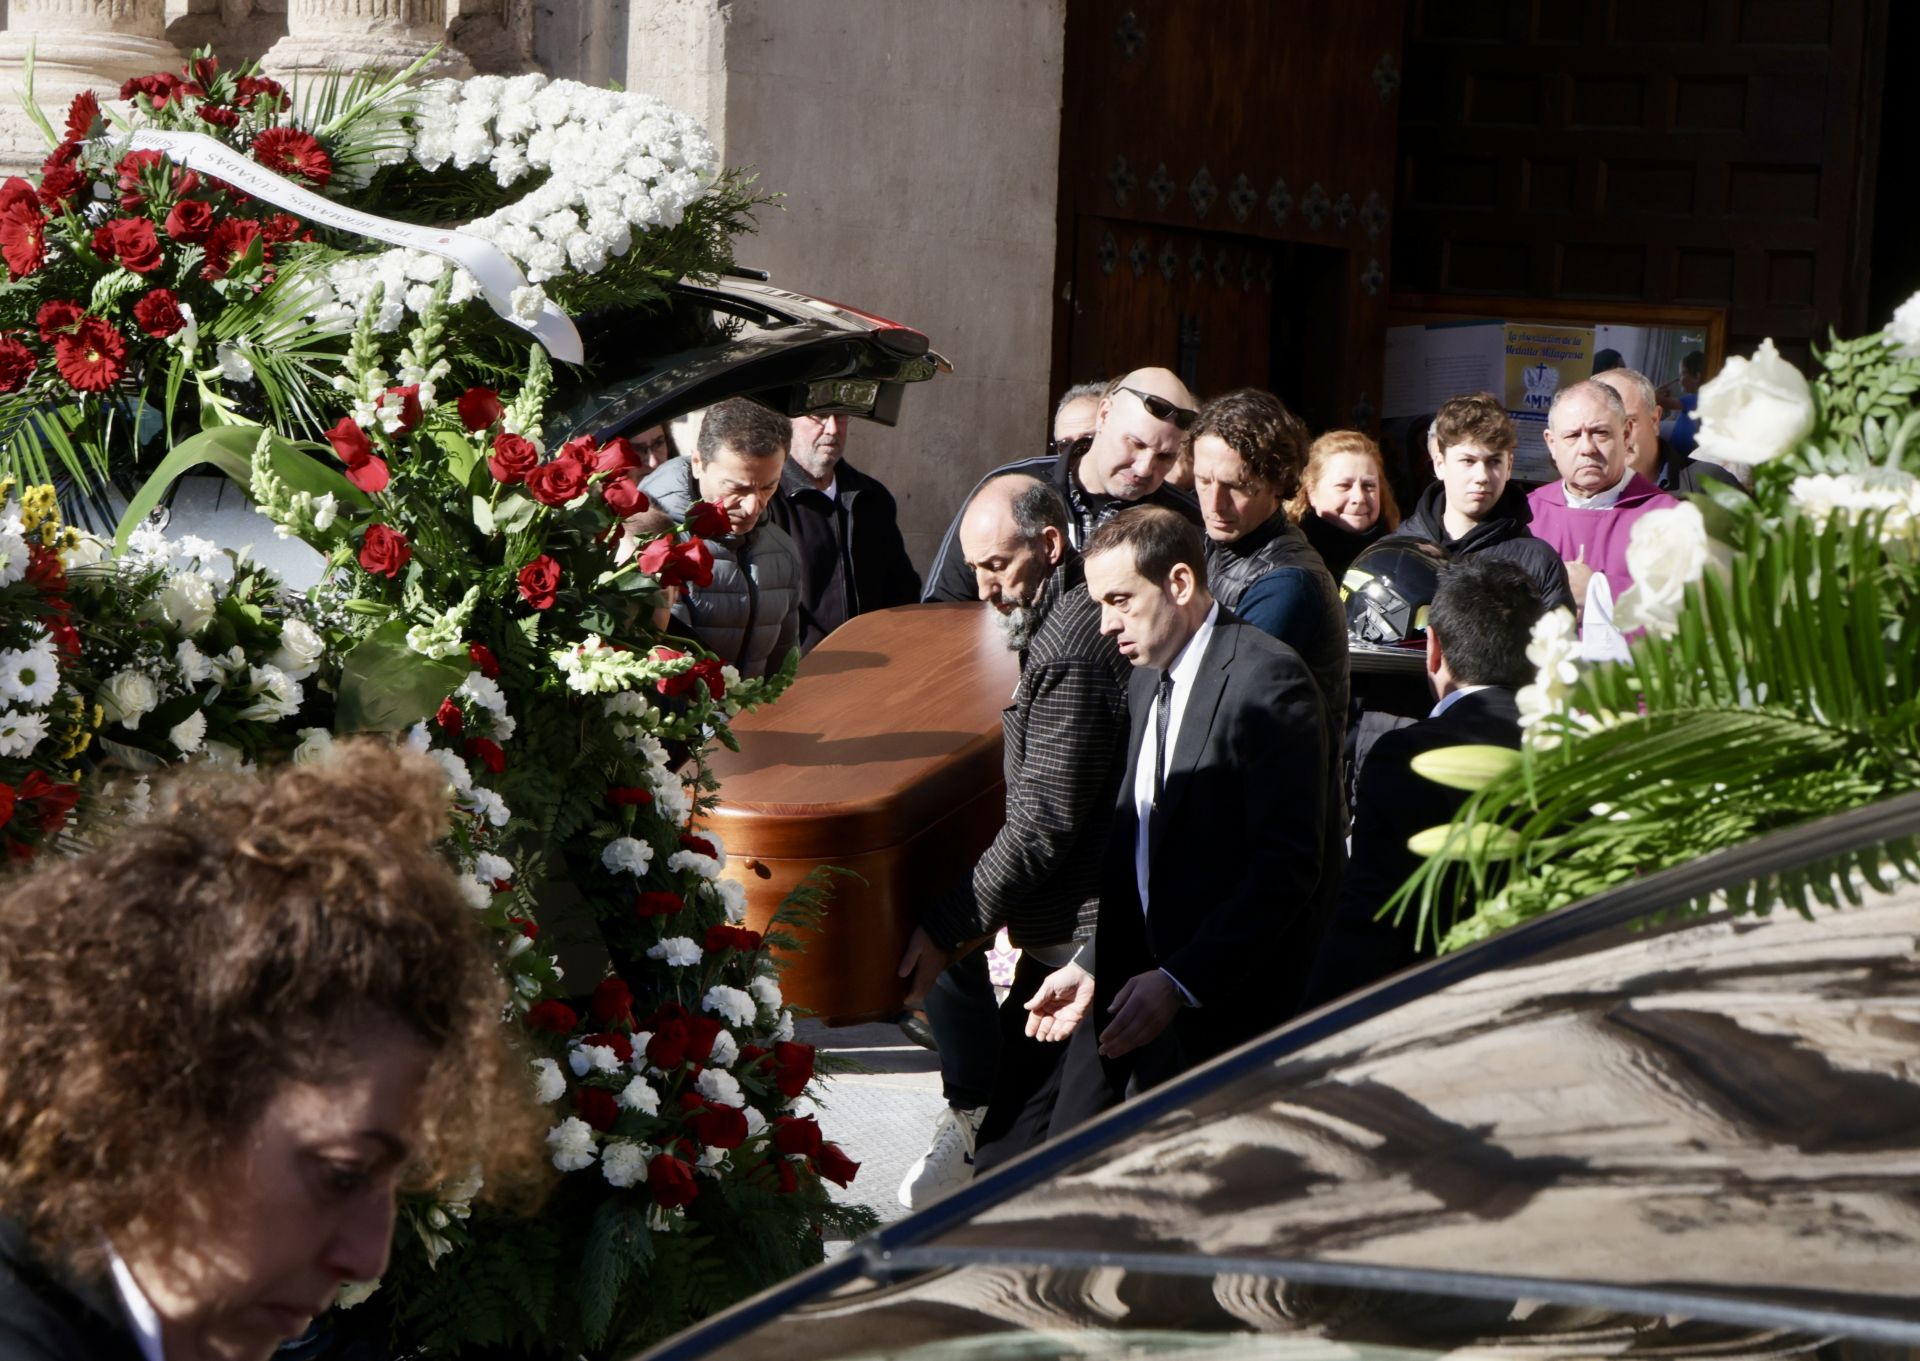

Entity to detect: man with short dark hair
[639,397,802,678]
[1027,506,1332,1121]
[894,473,1132,1198]
[1393,392,1574,611]
[1304,558,1544,1007]
[1592,366,1742,498]
[923,368,1203,603]
[769,412,921,652]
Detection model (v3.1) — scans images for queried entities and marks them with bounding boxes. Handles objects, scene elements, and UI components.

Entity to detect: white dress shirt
[106,1244,165,1361]
[1131,602,1218,1006]
[1429,683,1491,719]
[1562,466,1633,509]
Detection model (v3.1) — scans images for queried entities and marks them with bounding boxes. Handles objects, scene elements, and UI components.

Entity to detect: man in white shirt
[1025,505,1333,1124]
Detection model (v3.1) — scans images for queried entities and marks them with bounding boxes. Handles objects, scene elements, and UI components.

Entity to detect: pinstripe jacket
[921,554,1132,952]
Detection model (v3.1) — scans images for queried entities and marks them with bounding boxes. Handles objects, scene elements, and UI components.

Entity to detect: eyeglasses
[1117,385,1198,430]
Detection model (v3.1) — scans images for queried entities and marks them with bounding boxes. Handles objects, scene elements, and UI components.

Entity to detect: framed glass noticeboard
[1384,296,1728,484]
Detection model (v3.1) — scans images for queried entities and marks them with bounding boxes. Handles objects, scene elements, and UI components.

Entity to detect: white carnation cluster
[1790,470,1920,544]
[326,74,719,334]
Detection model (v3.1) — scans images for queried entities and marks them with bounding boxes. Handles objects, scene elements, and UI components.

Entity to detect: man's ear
[1042,524,1066,566]
[1167,561,1197,605]
[1425,626,1444,677]
[1429,441,1446,477]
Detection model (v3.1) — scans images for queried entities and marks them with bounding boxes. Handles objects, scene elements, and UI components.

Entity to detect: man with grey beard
[894,474,1132,1202]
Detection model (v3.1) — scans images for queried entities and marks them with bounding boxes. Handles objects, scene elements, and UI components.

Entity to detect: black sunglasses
[1118,385,1198,430]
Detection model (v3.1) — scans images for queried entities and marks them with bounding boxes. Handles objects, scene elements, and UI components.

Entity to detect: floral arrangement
[1399,308,1920,951]
[0,49,887,1361]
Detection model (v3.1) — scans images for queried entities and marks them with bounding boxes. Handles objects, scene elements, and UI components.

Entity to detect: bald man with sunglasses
[924,368,1205,604]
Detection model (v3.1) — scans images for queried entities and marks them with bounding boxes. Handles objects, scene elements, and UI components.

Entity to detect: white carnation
[668,848,723,879]
[712,877,748,924]
[647,936,701,967]
[168,709,208,754]
[467,786,510,827]
[773,1009,795,1043]
[531,1056,566,1103]
[601,1140,649,1189]
[618,1075,661,1114]
[473,851,513,884]
[1889,291,1920,359]
[237,664,302,722]
[702,985,755,1028]
[1790,469,1920,542]
[546,1117,597,1172]
[696,1067,743,1107]
[459,672,508,714]
[707,1030,738,1068]
[750,976,783,1012]
[176,640,213,685]
[601,835,654,876]
[569,1042,621,1077]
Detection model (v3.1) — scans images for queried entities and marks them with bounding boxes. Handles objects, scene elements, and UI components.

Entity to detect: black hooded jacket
[1392,481,1575,612]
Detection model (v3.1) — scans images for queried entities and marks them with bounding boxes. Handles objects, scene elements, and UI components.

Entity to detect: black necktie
[1154,671,1173,804]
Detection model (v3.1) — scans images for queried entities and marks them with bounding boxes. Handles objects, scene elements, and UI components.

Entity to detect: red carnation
[488,432,539,484]
[814,1141,860,1187]
[385,384,422,434]
[252,126,333,188]
[775,1160,799,1194]
[130,289,186,339]
[607,786,653,807]
[357,524,411,579]
[526,999,578,1034]
[703,924,763,953]
[684,1016,723,1064]
[260,213,303,244]
[164,199,214,244]
[463,737,505,774]
[509,915,539,939]
[34,299,79,344]
[686,500,731,539]
[234,75,288,111]
[120,73,185,109]
[772,1041,815,1100]
[525,457,589,507]
[581,1031,634,1064]
[600,474,646,518]
[739,1044,768,1068]
[646,1018,690,1069]
[773,1114,823,1159]
[105,217,165,274]
[54,316,126,392]
[36,152,82,210]
[0,335,34,394]
[434,696,464,735]
[648,1152,699,1208]
[593,437,644,474]
[64,91,98,142]
[195,102,238,129]
[458,386,504,432]
[681,833,717,858]
[201,217,262,281]
[517,554,561,610]
[688,1101,747,1150]
[590,978,633,1024]
[635,891,684,917]
[575,1087,618,1132]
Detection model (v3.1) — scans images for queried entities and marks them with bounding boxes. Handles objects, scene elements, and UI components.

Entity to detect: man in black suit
[1303,557,1544,1008]
[1026,505,1333,1122]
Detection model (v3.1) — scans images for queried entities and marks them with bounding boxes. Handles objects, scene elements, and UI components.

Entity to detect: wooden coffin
[700,603,1019,1025]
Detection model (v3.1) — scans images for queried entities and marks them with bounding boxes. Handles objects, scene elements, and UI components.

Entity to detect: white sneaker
[896,1105,984,1209]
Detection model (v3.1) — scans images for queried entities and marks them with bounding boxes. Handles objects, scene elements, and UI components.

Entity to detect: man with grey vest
[895,474,1132,1203]
[639,398,803,678]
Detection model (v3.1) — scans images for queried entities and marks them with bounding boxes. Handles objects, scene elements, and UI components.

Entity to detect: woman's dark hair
[0,742,547,1270]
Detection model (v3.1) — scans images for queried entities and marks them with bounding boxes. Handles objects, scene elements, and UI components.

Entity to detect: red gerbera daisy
[251,128,332,189]
[0,204,45,280]
[201,218,263,282]
[54,316,126,392]
[35,299,82,343]
[0,334,36,394]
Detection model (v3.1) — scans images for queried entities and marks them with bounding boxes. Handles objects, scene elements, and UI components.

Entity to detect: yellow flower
[90,703,105,729]
[20,484,60,535]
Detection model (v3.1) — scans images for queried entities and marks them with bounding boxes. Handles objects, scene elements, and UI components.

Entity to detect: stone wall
[569,0,1068,578]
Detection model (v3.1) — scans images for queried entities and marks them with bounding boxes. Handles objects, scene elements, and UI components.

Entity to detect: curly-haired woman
[0,743,545,1361]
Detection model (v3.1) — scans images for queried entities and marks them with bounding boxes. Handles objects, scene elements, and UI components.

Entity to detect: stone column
[0,0,186,172]
[261,0,470,82]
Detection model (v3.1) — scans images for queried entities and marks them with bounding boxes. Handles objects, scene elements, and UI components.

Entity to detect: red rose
[688,1101,747,1150]
[775,1161,799,1194]
[64,91,98,142]
[54,317,126,392]
[739,1044,768,1067]
[0,335,34,394]
[575,1087,618,1131]
[593,437,643,473]
[674,538,715,589]
[517,555,561,610]
[252,126,332,188]
[105,217,164,274]
[607,786,653,807]
[687,659,726,701]
[357,524,412,579]
[130,289,185,339]
[196,102,238,129]
[526,999,578,1034]
[555,435,598,465]
[646,1018,690,1069]
[773,1041,815,1099]
[201,217,262,281]
[635,891,684,917]
[648,1152,699,1208]
[686,500,731,539]
[509,915,539,939]
[488,432,539,484]
[385,384,422,434]
[434,697,463,734]
[325,417,389,495]
[581,1031,634,1064]
[684,1016,723,1063]
[458,386,504,432]
[525,457,589,507]
[463,737,505,774]
[0,782,13,831]
[590,978,633,1024]
[813,1141,860,1187]
[703,924,763,953]
[600,474,646,517]
[644,1001,689,1029]
[469,642,500,678]
[164,199,214,244]
[773,1115,823,1159]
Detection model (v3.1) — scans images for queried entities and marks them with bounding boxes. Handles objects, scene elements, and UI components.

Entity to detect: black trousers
[924,948,1000,1109]
[972,951,1076,1176]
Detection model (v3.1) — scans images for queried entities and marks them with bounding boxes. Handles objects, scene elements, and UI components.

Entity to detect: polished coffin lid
[703,603,1021,859]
